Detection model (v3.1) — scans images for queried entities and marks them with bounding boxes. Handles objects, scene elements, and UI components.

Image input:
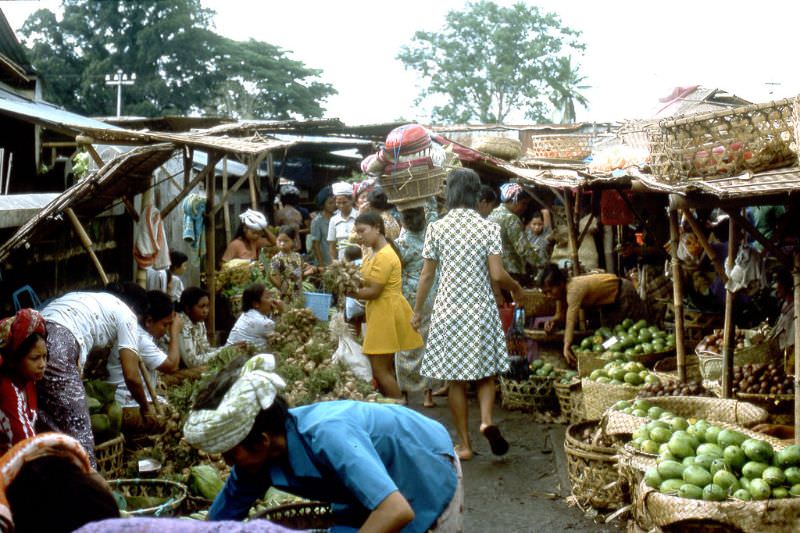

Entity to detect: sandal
[481,425,509,456]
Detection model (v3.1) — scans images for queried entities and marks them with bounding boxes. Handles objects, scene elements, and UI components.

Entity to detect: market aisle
[413,399,622,532]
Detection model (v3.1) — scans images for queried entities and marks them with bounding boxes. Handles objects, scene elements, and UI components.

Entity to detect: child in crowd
[176,287,220,368]
[225,283,285,351]
[0,309,48,454]
[343,245,366,329]
[526,211,552,280]
[168,250,189,303]
[269,225,317,303]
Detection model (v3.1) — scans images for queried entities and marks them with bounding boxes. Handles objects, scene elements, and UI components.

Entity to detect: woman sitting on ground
[176,287,220,368]
[0,309,48,455]
[226,283,284,351]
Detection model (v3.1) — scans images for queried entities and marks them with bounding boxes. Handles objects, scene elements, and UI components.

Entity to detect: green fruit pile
[612,398,676,421]
[588,361,661,387]
[529,359,556,378]
[642,419,800,501]
[574,318,675,361]
[558,369,578,384]
[85,380,123,443]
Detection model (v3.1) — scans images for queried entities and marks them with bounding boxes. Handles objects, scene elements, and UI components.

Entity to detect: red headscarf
[0,309,46,366]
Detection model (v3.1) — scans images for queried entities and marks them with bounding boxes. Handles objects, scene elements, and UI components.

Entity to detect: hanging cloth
[182,194,206,256]
[134,205,170,269]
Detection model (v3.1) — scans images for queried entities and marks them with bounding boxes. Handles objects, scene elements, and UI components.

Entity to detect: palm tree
[548,56,590,124]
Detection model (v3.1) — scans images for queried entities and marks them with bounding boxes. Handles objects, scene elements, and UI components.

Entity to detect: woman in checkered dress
[412,168,524,460]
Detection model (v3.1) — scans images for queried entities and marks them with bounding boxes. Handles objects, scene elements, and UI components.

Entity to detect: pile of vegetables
[322,260,362,304]
[558,369,579,385]
[503,358,573,383]
[588,361,661,387]
[637,379,714,398]
[733,363,794,395]
[85,380,123,443]
[214,257,272,299]
[640,418,800,501]
[573,319,675,360]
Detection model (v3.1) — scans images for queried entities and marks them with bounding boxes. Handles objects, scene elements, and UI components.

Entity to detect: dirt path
[411,397,623,532]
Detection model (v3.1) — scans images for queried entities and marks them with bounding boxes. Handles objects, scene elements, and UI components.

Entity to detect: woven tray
[564,420,627,510]
[109,479,187,517]
[649,97,797,182]
[527,134,594,161]
[252,502,334,530]
[95,434,124,479]
[521,288,557,318]
[499,375,557,413]
[581,378,639,420]
[379,158,445,206]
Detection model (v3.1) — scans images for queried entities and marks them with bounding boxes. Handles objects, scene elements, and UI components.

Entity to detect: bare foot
[423,390,435,408]
[454,445,473,461]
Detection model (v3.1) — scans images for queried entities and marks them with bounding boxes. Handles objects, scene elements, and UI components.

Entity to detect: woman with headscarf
[487,182,544,287]
[0,309,48,454]
[222,209,276,262]
[309,186,335,266]
[327,181,359,261]
[413,169,524,461]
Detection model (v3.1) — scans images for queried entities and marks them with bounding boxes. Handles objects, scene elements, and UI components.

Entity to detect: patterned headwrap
[354,179,376,199]
[183,354,286,454]
[239,209,268,231]
[0,309,46,356]
[0,433,93,530]
[499,183,524,203]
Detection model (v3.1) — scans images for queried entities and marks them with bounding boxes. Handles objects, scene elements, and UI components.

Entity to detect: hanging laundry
[183,193,206,256]
[134,204,170,269]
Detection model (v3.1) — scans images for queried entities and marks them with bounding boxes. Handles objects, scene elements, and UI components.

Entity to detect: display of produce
[696,329,754,354]
[641,418,800,501]
[637,379,715,398]
[558,369,579,384]
[188,465,225,500]
[85,380,123,443]
[587,360,661,387]
[612,398,677,421]
[733,363,794,395]
[321,260,363,302]
[573,319,675,361]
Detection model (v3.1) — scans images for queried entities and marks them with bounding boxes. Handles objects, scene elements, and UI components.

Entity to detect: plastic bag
[329,312,372,382]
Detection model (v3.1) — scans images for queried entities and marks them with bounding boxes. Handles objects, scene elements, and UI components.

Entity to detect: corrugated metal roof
[0,86,123,134]
[0,10,35,76]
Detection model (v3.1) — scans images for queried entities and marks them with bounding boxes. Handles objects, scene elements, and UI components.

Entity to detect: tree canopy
[397,0,587,124]
[19,0,336,119]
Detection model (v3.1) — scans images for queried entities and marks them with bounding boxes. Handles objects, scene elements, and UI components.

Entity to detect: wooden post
[183,147,193,187]
[205,160,217,343]
[603,225,615,275]
[682,209,728,284]
[222,156,231,244]
[794,252,800,443]
[668,207,687,382]
[161,154,221,219]
[563,190,581,277]
[721,212,738,398]
[65,207,109,286]
[266,151,276,221]
[248,156,259,209]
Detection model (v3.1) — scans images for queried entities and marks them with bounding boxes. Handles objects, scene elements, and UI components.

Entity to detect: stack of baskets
[499,375,557,413]
[555,378,583,424]
[649,97,797,182]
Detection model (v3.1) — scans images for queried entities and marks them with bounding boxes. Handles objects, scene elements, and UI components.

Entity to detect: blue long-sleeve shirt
[209,401,457,533]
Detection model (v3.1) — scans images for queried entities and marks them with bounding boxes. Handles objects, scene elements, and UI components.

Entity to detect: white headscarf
[331,181,354,198]
[239,209,268,231]
[183,354,286,454]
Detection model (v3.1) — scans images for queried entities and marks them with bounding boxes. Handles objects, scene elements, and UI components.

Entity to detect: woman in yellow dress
[350,212,423,400]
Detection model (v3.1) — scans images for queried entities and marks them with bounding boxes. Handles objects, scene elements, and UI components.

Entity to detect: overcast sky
[3,0,800,125]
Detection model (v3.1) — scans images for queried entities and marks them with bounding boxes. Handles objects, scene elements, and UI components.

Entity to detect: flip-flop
[481,425,509,456]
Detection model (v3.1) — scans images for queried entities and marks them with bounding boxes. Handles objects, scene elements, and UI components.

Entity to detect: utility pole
[105,69,136,117]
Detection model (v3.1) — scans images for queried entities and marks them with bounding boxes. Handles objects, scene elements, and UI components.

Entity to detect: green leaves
[397,0,586,124]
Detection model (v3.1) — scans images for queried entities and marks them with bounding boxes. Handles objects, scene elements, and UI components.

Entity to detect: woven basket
[564,420,627,510]
[581,378,639,420]
[95,435,124,479]
[649,97,797,182]
[379,159,445,207]
[472,136,523,161]
[576,350,613,378]
[252,502,334,530]
[652,356,702,383]
[696,336,780,381]
[636,478,800,533]
[499,375,557,412]
[527,134,594,161]
[521,288,556,318]
[735,391,794,425]
[617,443,658,529]
[109,479,187,517]
[555,379,581,424]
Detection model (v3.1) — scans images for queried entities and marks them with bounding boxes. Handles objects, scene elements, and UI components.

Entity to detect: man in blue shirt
[183,354,462,532]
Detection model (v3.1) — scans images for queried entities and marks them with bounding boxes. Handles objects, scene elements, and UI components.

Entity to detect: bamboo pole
[794,252,800,443]
[721,213,738,398]
[576,212,595,249]
[682,209,728,284]
[205,160,217,343]
[563,190,581,277]
[668,207,687,382]
[222,156,231,244]
[248,156,259,209]
[183,147,193,188]
[161,154,220,219]
[211,173,250,216]
[726,209,791,264]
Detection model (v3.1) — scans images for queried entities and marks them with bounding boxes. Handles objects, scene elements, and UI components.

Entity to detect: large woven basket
[649,97,797,182]
[527,134,594,161]
[555,379,582,424]
[564,420,627,510]
[472,136,522,161]
[379,158,445,207]
[499,375,557,412]
[696,334,780,381]
[617,443,658,529]
[652,356,702,383]
[735,391,794,425]
[252,502,334,530]
[109,479,187,517]
[521,288,556,318]
[95,434,124,479]
[581,378,639,420]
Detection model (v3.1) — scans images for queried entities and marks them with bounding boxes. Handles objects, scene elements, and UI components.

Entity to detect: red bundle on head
[384,124,431,161]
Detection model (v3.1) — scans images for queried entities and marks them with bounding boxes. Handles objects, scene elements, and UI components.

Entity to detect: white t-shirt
[326,209,358,260]
[106,325,167,408]
[42,292,139,368]
[225,309,275,351]
[170,276,185,303]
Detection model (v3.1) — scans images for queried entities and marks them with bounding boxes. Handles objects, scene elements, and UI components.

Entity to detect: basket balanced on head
[379,157,445,209]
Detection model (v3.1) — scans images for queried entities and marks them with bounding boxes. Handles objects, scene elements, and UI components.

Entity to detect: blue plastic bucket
[304,292,332,321]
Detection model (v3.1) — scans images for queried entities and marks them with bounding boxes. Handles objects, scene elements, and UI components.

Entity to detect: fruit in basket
[732,363,793,395]
[776,445,800,469]
[637,378,713,398]
[588,361,659,387]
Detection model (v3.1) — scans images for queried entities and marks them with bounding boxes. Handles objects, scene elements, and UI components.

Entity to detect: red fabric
[600,190,634,225]
[384,124,431,158]
[0,376,37,453]
[0,309,46,355]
